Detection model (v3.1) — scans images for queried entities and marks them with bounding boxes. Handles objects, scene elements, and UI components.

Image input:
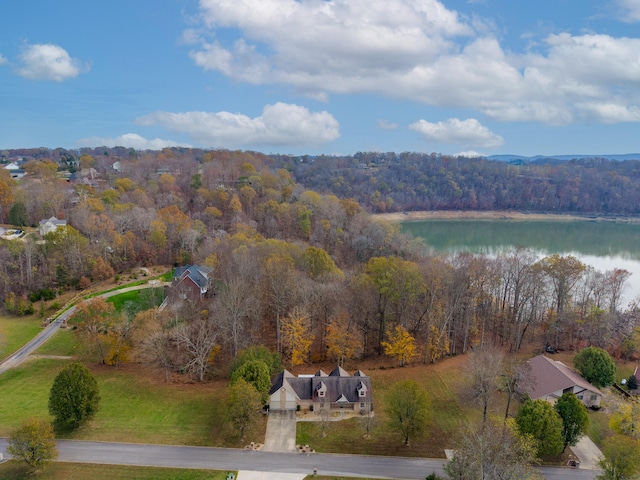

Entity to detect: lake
[401,219,640,305]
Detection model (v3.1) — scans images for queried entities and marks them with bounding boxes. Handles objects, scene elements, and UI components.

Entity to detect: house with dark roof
[524,355,603,408]
[268,366,373,413]
[170,264,214,301]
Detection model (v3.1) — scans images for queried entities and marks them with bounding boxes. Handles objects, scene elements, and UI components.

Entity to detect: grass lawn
[0,313,42,361]
[296,355,501,458]
[0,461,232,480]
[105,288,165,313]
[34,329,78,357]
[0,358,265,448]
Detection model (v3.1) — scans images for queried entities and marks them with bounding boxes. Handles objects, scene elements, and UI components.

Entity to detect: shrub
[628,374,638,390]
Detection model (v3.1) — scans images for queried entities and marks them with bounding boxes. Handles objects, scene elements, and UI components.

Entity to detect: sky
[1,0,640,157]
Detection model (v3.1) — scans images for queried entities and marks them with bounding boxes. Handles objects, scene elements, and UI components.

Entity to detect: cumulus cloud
[77,133,190,150]
[17,43,87,81]
[409,118,504,149]
[188,0,640,125]
[136,102,339,148]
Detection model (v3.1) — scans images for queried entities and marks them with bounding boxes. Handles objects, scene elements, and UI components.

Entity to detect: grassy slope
[0,314,42,361]
[0,358,264,447]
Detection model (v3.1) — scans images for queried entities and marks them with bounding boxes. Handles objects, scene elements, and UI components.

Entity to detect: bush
[628,374,638,390]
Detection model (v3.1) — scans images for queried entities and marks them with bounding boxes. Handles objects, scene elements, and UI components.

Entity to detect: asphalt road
[0,439,598,480]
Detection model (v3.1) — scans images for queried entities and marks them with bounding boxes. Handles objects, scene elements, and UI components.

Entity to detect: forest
[0,146,639,379]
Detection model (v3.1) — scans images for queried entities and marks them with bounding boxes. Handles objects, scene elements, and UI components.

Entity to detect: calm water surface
[401,219,640,305]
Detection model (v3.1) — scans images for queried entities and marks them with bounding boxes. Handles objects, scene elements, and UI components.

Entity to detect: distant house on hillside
[169,264,214,301]
[269,366,373,413]
[524,355,603,408]
[4,162,26,179]
[39,216,67,236]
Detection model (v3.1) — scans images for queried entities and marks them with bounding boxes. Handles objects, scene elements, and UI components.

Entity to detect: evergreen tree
[48,363,100,428]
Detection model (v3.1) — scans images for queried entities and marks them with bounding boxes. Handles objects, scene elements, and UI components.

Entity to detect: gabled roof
[269,367,372,404]
[328,366,350,377]
[39,216,67,227]
[526,355,603,400]
[314,370,328,377]
[174,264,213,289]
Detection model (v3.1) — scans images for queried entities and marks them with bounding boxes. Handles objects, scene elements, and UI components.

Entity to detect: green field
[0,461,232,480]
[0,314,42,361]
[34,329,77,357]
[105,288,165,313]
[0,358,264,447]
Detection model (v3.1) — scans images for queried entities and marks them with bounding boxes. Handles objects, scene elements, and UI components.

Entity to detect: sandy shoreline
[371,210,640,223]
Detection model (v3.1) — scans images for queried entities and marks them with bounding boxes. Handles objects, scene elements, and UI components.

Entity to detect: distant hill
[487,153,640,163]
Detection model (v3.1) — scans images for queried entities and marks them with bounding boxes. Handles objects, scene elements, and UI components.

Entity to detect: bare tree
[173,313,220,382]
[467,346,504,424]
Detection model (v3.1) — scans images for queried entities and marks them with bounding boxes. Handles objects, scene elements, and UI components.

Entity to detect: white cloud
[377,119,399,130]
[76,133,190,150]
[0,54,6,65]
[17,43,87,82]
[409,118,504,149]
[617,0,640,22]
[455,150,484,158]
[189,0,640,126]
[136,102,339,148]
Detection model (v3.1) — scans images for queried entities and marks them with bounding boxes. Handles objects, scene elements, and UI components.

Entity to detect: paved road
[0,439,598,480]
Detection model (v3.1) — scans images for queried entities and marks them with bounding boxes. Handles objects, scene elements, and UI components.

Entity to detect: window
[591,394,598,401]
[360,403,365,408]
[320,403,324,408]
[359,390,365,397]
[578,395,584,400]
[319,391,325,397]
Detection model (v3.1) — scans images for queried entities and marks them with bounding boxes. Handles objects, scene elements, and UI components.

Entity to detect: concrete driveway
[570,435,603,470]
[262,410,297,453]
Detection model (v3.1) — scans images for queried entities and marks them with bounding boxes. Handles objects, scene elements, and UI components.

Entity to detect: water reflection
[402,219,640,305]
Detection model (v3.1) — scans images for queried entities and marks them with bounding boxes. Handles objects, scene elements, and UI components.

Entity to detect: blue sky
[1,0,640,157]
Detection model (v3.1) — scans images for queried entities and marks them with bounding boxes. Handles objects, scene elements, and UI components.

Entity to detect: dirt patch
[372,210,640,223]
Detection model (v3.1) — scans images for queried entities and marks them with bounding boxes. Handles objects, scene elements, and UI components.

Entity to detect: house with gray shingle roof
[269,366,373,413]
[171,264,214,301]
[39,216,67,236]
[524,355,603,408]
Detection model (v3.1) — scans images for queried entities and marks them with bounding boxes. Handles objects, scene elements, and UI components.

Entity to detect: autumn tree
[385,379,429,445]
[554,392,589,452]
[7,418,58,470]
[468,347,503,424]
[444,420,542,480]
[0,176,15,224]
[71,298,118,364]
[263,254,297,354]
[326,312,363,366]
[381,324,416,367]
[609,398,640,440]
[281,307,314,368]
[515,399,564,457]
[91,256,115,281]
[596,435,640,480]
[173,314,220,382]
[48,362,100,429]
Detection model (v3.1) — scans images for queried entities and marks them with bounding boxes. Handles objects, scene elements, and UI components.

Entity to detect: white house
[39,216,67,236]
